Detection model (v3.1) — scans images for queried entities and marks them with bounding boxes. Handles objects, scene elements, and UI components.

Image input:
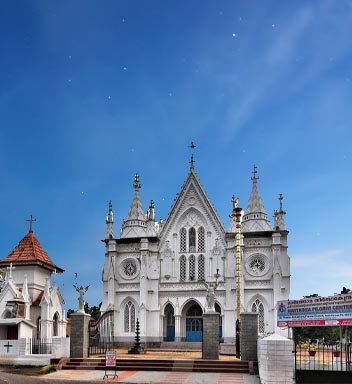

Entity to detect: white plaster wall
[258,333,294,384]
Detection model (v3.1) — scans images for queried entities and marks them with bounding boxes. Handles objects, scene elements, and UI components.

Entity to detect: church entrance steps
[62,358,250,373]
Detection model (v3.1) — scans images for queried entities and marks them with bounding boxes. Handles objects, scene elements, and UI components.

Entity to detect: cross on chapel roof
[26,214,36,233]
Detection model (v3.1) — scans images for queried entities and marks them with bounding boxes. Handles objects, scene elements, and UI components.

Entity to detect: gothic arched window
[189,227,196,252]
[180,255,186,281]
[198,227,205,252]
[124,301,136,333]
[189,254,196,280]
[198,254,205,280]
[53,312,59,336]
[36,316,41,339]
[180,228,186,252]
[251,299,265,333]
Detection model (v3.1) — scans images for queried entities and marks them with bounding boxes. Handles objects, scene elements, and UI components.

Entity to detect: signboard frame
[103,350,118,380]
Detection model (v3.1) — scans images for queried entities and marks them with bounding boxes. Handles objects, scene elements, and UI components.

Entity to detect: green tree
[67,302,102,320]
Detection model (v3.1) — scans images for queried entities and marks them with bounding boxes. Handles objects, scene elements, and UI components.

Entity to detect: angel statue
[201,269,220,312]
[73,284,90,313]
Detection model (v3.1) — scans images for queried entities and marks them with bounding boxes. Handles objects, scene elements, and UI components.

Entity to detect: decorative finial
[133,173,141,190]
[189,154,195,170]
[106,200,114,239]
[251,164,259,183]
[188,142,196,170]
[147,200,155,221]
[26,214,36,233]
[106,200,114,223]
[279,193,283,212]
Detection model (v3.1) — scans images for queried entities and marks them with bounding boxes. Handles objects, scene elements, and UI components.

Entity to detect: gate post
[70,312,91,358]
[202,312,219,360]
[240,312,258,361]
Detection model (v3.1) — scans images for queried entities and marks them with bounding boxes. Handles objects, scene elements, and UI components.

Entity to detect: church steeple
[241,165,271,233]
[120,173,147,238]
[105,200,114,239]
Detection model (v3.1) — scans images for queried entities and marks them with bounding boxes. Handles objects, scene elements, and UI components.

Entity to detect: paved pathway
[40,369,260,383]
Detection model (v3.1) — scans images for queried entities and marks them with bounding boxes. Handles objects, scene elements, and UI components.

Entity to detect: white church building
[0,221,67,344]
[101,159,290,344]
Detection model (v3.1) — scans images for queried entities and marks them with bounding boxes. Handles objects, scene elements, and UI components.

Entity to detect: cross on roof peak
[26,214,36,233]
[251,164,259,183]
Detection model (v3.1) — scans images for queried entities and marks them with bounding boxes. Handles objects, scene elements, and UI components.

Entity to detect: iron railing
[31,338,52,354]
[295,341,351,372]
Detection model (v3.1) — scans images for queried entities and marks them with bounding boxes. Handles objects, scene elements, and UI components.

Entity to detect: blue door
[166,326,175,341]
[186,318,202,341]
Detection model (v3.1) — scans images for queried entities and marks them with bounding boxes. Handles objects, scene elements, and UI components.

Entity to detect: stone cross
[7,263,15,280]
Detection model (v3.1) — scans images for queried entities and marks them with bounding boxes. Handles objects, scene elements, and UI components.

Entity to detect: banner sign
[277,293,352,327]
[105,350,116,367]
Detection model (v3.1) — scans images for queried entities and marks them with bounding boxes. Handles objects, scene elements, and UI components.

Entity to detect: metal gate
[88,310,114,356]
[295,341,352,383]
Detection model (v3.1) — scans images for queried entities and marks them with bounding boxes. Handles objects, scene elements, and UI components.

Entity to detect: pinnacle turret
[274,193,287,231]
[105,200,114,239]
[241,165,271,233]
[120,173,147,238]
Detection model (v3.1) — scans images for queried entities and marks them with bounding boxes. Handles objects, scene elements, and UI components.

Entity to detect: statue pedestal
[70,312,91,358]
[202,311,219,360]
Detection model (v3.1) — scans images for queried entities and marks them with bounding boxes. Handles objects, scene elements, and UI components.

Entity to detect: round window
[249,257,265,273]
[119,258,140,279]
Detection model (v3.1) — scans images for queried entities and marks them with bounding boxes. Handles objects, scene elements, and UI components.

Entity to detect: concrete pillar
[70,312,91,358]
[202,312,219,360]
[240,312,258,361]
[175,315,181,342]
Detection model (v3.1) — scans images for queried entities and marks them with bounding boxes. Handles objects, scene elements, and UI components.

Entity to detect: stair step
[62,358,249,374]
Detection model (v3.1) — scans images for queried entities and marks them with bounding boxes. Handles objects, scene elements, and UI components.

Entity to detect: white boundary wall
[0,337,70,366]
[258,333,294,384]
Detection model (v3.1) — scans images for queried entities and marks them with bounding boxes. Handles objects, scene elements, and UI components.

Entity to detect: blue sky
[0,0,351,311]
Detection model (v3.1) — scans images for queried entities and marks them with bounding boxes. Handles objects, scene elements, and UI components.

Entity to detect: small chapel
[0,217,67,342]
[101,158,290,345]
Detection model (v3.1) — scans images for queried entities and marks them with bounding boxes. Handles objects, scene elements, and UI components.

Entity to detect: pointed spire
[242,165,271,232]
[120,173,147,238]
[274,193,287,230]
[105,200,114,239]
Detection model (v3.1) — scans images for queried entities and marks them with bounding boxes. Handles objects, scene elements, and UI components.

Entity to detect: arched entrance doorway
[185,302,203,341]
[164,303,175,341]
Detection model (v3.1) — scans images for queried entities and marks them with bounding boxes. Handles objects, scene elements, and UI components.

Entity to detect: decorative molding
[244,247,270,255]
[245,280,272,287]
[245,239,271,247]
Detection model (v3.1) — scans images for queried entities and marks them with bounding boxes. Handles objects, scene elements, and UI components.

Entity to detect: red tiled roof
[33,290,44,306]
[0,231,64,273]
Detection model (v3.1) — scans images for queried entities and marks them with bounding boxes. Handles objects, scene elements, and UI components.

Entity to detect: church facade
[101,160,290,344]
